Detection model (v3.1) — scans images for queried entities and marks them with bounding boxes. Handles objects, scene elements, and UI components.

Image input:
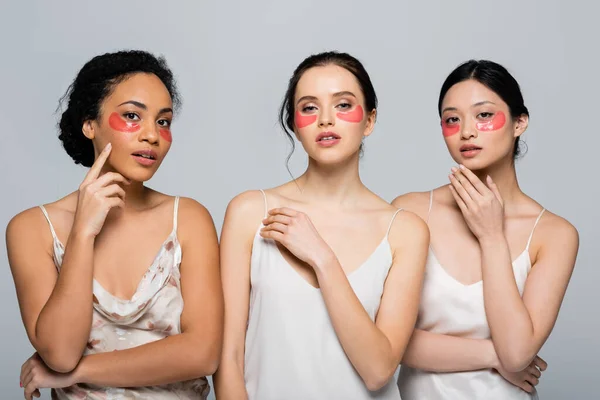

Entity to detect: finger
[89,172,131,189]
[262,214,292,226]
[520,381,534,393]
[452,168,481,200]
[268,207,298,218]
[261,222,288,234]
[534,356,548,371]
[106,197,126,210]
[24,380,37,400]
[448,183,469,214]
[458,164,490,195]
[449,173,474,208]
[96,184,127,200]
[526,375,540,386]
[259,229,285,243]
[82,142,112,184]
[486,175,503,205]
[20,362,34,387]
[33,389,41,398]
[528,365,541,378]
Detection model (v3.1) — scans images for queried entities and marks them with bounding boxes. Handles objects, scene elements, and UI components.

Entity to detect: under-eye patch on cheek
[159,129,172,143]
[441,120,460,137]
[336,105,364,123]
[295,111,317,129]
[108,112,140,133]
[476,111,506,131]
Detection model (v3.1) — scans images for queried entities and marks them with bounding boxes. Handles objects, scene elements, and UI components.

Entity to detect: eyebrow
[117,100,173,114]
[441,101,497,114]
[295,91,357,106]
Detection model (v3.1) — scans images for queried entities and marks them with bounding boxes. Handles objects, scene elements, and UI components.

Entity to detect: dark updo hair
[278,51,378,165]
[58,50,181,167]
[438,59,528,159]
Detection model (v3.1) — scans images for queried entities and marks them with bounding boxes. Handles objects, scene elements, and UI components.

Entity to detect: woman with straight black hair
[394,60,579,399]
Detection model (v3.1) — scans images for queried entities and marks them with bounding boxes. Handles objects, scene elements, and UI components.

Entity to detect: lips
[315,131,341,142]
[131,149,157,160]
[460,144,482,152]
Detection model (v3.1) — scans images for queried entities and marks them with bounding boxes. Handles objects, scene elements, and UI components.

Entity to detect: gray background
[0,1,597,398]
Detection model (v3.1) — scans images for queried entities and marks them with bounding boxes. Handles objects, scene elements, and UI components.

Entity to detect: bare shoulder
[223,190,267,232]
[537,209,579,251]
[391,191,432,221]
[176,196,217,240]
[388,209,430,248]
[6,206,48,244]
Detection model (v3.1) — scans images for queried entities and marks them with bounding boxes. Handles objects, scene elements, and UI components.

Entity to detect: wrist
[71,357,87,385]
[485,340,500,369]
[311,250,338,272]
[478,232,506,247]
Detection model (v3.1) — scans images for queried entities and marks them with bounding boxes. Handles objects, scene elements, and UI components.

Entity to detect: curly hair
[58,50,181,167]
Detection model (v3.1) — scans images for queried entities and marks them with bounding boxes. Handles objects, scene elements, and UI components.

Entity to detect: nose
[138,122,159,145]
[460,119,478,140]
[318,107,335,128]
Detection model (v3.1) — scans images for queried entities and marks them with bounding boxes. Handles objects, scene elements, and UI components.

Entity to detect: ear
[82,119,96,140]
[513,113,528,138]
[363,108,377,138]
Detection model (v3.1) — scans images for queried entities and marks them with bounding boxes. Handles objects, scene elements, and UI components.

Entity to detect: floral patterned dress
[39,197,210,399]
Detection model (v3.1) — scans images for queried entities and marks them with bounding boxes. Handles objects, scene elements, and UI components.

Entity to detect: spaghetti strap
[39,205,58,240]
[386,209,404,237]
[426,190,434,224]
[526,208,546,251]
[172,196,180,233]
[259,189,268,218]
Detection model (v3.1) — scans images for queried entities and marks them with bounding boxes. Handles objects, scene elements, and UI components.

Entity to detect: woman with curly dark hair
[6,50,223,399]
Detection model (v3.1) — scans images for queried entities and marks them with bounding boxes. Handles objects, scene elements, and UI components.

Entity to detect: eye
[158,119,171,127]
[301,105,318,113]
[123,112,140,121]
[478,112,494,119]
[445,116,459,124]
[337,102,352,110]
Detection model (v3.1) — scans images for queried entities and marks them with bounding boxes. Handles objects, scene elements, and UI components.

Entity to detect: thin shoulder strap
[526,208,546,250]
[39,205,58,240]
[258,189,268,218]
[386,208,404,237]
[172,196,180,233]
[426,190,434,224]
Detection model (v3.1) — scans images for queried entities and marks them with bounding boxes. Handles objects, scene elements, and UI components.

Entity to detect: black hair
[278,51,377,166]
[438,59,528,159]
[58,50,181,167]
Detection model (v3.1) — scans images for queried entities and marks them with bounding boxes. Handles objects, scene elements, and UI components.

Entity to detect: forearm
[74,333,218,387]
[402,329,497,372]
[480,235,536,371]
[316,256,398,390]
[35,232,95,371]
[213,356,248,400]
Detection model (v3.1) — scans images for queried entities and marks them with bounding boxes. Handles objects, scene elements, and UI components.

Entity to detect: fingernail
[19,382,22,387]
[451,167,458,173]
[105,142,112,151]
[459,164,465,170]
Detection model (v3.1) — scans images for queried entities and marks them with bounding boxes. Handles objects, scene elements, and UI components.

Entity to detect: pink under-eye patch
[159,129,172,143]
[441,120,460,137]
[476,111,506,131]
[336,105,364,123]
[108,112,140,133]
[295,111,317,129]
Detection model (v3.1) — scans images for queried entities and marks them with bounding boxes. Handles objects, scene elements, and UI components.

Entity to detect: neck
[473,158,522,207]
[295,153,365,207]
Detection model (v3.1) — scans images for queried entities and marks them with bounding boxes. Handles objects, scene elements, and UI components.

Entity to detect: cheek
[476,111,506,131]
[336,105,364,123]
[159,128,172,143]
[441,121,460,137]
[108,112,140,133]
[294,111,317,129]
